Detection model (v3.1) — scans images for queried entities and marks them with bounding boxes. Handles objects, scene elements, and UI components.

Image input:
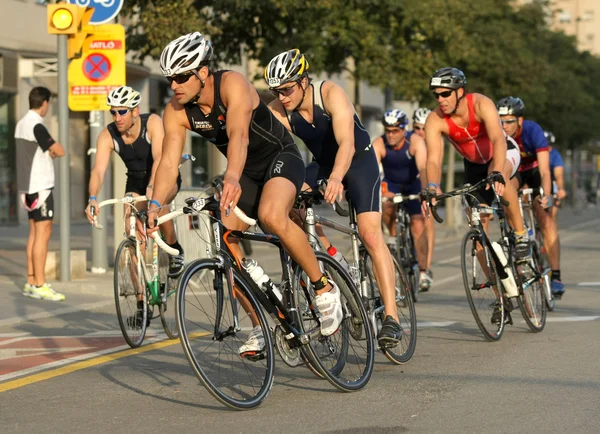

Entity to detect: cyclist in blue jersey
[373,109,435,291]
[497,97,564,297]
[545,131,567,221]
[265,49,403,347]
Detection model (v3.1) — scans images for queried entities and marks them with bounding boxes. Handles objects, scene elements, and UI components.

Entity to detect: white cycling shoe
[315,279,343,336]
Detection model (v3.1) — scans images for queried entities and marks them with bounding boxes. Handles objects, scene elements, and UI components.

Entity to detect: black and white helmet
[413,107,431,124]
[264,49,309,88]
[429,67,467,89]
[159,32,213,76]
[496,96,525,117]
[544,130,556,144]
[106,86,141,109]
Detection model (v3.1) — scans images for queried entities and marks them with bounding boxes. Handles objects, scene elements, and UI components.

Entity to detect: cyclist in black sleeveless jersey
[265,49,403,347]
[149,33,345,354]
[85,86,184,277]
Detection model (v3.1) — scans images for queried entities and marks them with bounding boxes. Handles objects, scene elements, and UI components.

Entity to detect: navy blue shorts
[382,178,422,216]
[305,149,381,215]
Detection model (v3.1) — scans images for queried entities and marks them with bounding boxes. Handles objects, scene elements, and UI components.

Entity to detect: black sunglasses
[501,119,518,125]
[432,90,453,99]
[167,72,195,85]
[413,125,423,131]
[110,109,130,116]
[270,83,298,98]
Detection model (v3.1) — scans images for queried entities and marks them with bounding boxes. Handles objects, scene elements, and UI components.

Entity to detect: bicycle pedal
[240,350,266,362]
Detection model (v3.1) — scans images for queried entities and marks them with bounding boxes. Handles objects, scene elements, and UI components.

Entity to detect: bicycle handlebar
[316,179,349,217]
[382,193,421,204]
[90,195,148,229]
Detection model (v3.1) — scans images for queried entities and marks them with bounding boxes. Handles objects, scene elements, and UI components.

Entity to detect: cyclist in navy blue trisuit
[265,48,403,347]
[373,109,435,292]
[497,97,564,297]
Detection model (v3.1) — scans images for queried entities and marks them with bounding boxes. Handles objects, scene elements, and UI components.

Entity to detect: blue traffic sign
[67,0,124,25]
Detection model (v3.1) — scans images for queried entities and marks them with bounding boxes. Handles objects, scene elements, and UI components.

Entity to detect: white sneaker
[238,326,265,355]
[27,283,66,301]
[419,270,433,292]
[315,279,343,336]
[22,283,35,298]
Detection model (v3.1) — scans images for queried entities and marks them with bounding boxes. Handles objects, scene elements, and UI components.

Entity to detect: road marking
[0,333,30,338]
[417,321,457,328]
[0,333,208,393]
[436,255,461,265]
[545,316,600,322]
[0,300,113,328]
[432,273,462,287]
[577,282,600,287]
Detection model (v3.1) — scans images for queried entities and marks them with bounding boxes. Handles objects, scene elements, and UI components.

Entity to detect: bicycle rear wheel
[292,252,374,392]
[515,247,547,333]
[114,239,147,348]
[461,230,505,341]
[363,249,417,364]
[177,258,275,410]
[396,221,419,302]
[158,248,179,339]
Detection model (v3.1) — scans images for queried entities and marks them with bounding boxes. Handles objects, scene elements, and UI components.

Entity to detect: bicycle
[382,193,421,303]
[519,187,554,311]
[295,184,417,364]
[157,180,374,409]
[429,178,546,341]
[91,196,179,348]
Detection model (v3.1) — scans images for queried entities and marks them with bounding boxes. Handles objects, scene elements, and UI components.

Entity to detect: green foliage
[121,0,600,147]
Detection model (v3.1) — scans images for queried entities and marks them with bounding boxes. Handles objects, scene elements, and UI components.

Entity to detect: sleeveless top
[381,133,419,185]
[107,113,153,176]
[444,94,493,164]
[284,80,373,168]
[184,70,295,181]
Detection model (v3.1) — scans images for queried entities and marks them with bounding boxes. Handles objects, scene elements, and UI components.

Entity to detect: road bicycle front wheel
[396,221,418,303]
[515,246,547,333]
[158,248,179,339]
[114,239,148,348]
[461,230,505,341]
[292,252,374,392]
[176,258,275,410]
[535,228,554,311]
[362,249,417,364]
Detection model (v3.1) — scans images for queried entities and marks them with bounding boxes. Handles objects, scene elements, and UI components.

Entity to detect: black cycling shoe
[377,316,403,348]
[168,252,185,277]
[514,235,532,263]
[127,305,152,329]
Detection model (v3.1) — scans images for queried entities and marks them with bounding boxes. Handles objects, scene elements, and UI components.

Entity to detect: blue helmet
[382,109,409,128]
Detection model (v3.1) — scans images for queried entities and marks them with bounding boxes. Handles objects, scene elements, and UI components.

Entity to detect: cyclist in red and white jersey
[421,67,531,262]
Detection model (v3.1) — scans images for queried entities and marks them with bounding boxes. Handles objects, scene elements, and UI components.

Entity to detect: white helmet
[264,49,309,88]
[106,86,141,109]
[159,32,213,76]
[413,107,431,125]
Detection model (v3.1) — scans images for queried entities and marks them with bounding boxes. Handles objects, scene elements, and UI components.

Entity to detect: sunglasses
[501,119,518,125]
[384,128,403,134]
[166,72,195,85]
[432,90,453,99]
[110,109,130,116]
[413,125,424,131]
[270,83,297,98]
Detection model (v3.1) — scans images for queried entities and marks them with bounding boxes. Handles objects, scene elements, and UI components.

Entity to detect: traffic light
[47,4,95,59]
[47,4,79,34]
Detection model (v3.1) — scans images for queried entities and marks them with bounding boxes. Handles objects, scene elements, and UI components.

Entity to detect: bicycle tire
[292,252,374,392]
[395,220,419,303]
[176,258,275,410]
[535,228,554,311]
[114,239,147,348]
[515,246,547,333]
[461,230,505,341]
[362,249,417,364]
[158,248,179,339]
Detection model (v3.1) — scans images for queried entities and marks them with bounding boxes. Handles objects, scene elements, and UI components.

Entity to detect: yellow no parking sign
[68,24,126,111]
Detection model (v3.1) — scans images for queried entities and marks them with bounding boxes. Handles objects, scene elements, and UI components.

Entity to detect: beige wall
[551,0,599,55]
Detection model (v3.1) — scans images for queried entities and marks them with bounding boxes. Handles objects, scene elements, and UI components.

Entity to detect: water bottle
[491,242,519,298]
[242,258,283,302]
[327,245,350,273]
[527,227,534,241]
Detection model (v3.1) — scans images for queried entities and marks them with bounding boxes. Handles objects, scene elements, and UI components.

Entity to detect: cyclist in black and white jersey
[148,33,345,355]
[265,49,403,347]
[84,86,184,277]
[16,87,66,301]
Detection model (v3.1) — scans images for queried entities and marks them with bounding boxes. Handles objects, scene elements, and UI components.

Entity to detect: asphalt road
[1,207,599,433]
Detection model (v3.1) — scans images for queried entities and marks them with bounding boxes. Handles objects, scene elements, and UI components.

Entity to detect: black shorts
[26,191,54,222]
[514,167,542,196]
[382,178,422,216]
[237,145,305,219]
[306,149,381,215]
[125,172,182,196]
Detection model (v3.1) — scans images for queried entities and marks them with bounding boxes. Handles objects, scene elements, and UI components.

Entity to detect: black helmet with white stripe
[429,67,467,90]
[264,49,310,88]
[496,96,525,117]
[160,32,213,77]
[106,86,141,108]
